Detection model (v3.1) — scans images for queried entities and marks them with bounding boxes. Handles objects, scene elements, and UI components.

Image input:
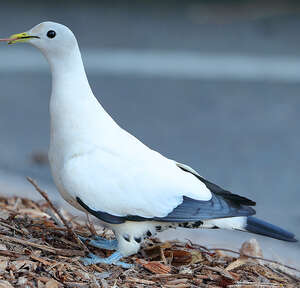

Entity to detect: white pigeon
[1,22,297,268]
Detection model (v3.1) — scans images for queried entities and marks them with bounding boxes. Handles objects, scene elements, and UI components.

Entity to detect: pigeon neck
[47,45,117,153]
[46,47,92,96]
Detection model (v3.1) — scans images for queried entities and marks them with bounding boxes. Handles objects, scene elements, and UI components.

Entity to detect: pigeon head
[5,22,78,59]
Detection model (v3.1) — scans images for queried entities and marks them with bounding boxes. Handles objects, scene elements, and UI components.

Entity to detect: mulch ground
[0,180,299,288]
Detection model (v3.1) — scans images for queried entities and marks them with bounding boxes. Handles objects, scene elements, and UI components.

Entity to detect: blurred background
[0,0,299,266]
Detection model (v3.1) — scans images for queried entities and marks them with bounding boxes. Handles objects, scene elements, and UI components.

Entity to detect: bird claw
[81,252,133,269]
[78,235,106,243]
[79,235,118,250]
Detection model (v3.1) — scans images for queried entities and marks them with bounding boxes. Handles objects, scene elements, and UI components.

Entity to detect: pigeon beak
[0,32,40,44]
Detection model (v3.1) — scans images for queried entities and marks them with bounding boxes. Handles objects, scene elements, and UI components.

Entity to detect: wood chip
[0,234,85,256]
[164,284,190,288]
[0,280,14,288]
[240,238,263,258]
[30,254,54,265]
[166,278,189,285]
[204,265,235,280]
[126,277,156,285]
[226,257,249,271]
[45,279,59,288]
[18,208,51,219]
[136,259,171,274]
[0,194,298,287]
[164,250,192,266]
[143,242,172,259]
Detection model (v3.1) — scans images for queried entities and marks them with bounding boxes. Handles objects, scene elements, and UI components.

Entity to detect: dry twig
[0,234,85,256]
[207,247,300,274]
[26,177,89,253]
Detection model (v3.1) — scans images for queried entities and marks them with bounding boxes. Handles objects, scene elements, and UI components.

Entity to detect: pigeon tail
[245,216,297,242]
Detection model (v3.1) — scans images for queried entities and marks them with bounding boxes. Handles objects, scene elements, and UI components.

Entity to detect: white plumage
[3,21,296,267]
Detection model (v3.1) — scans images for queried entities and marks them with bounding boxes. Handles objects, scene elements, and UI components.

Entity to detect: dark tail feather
[245,216,297,242]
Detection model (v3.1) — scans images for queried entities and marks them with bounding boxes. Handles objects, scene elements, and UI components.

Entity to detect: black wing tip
[246,216,298,242]
[245,206,256,217]
[177,165,256,207]
[238,197,256,206]
[217,191,256,206]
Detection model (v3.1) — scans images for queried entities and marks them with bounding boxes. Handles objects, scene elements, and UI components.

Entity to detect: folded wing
[63,147,255,224]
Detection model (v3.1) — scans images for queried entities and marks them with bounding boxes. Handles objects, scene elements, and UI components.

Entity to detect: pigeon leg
[79,235,118,250]
[81,251,133,268]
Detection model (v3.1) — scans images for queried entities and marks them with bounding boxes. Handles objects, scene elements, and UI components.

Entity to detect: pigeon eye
[47,30,56,39]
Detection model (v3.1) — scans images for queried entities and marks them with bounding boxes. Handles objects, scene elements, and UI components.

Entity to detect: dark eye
[47,30,56,39]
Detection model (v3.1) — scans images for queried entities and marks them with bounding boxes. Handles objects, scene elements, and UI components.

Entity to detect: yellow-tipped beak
[8,32,40,44]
